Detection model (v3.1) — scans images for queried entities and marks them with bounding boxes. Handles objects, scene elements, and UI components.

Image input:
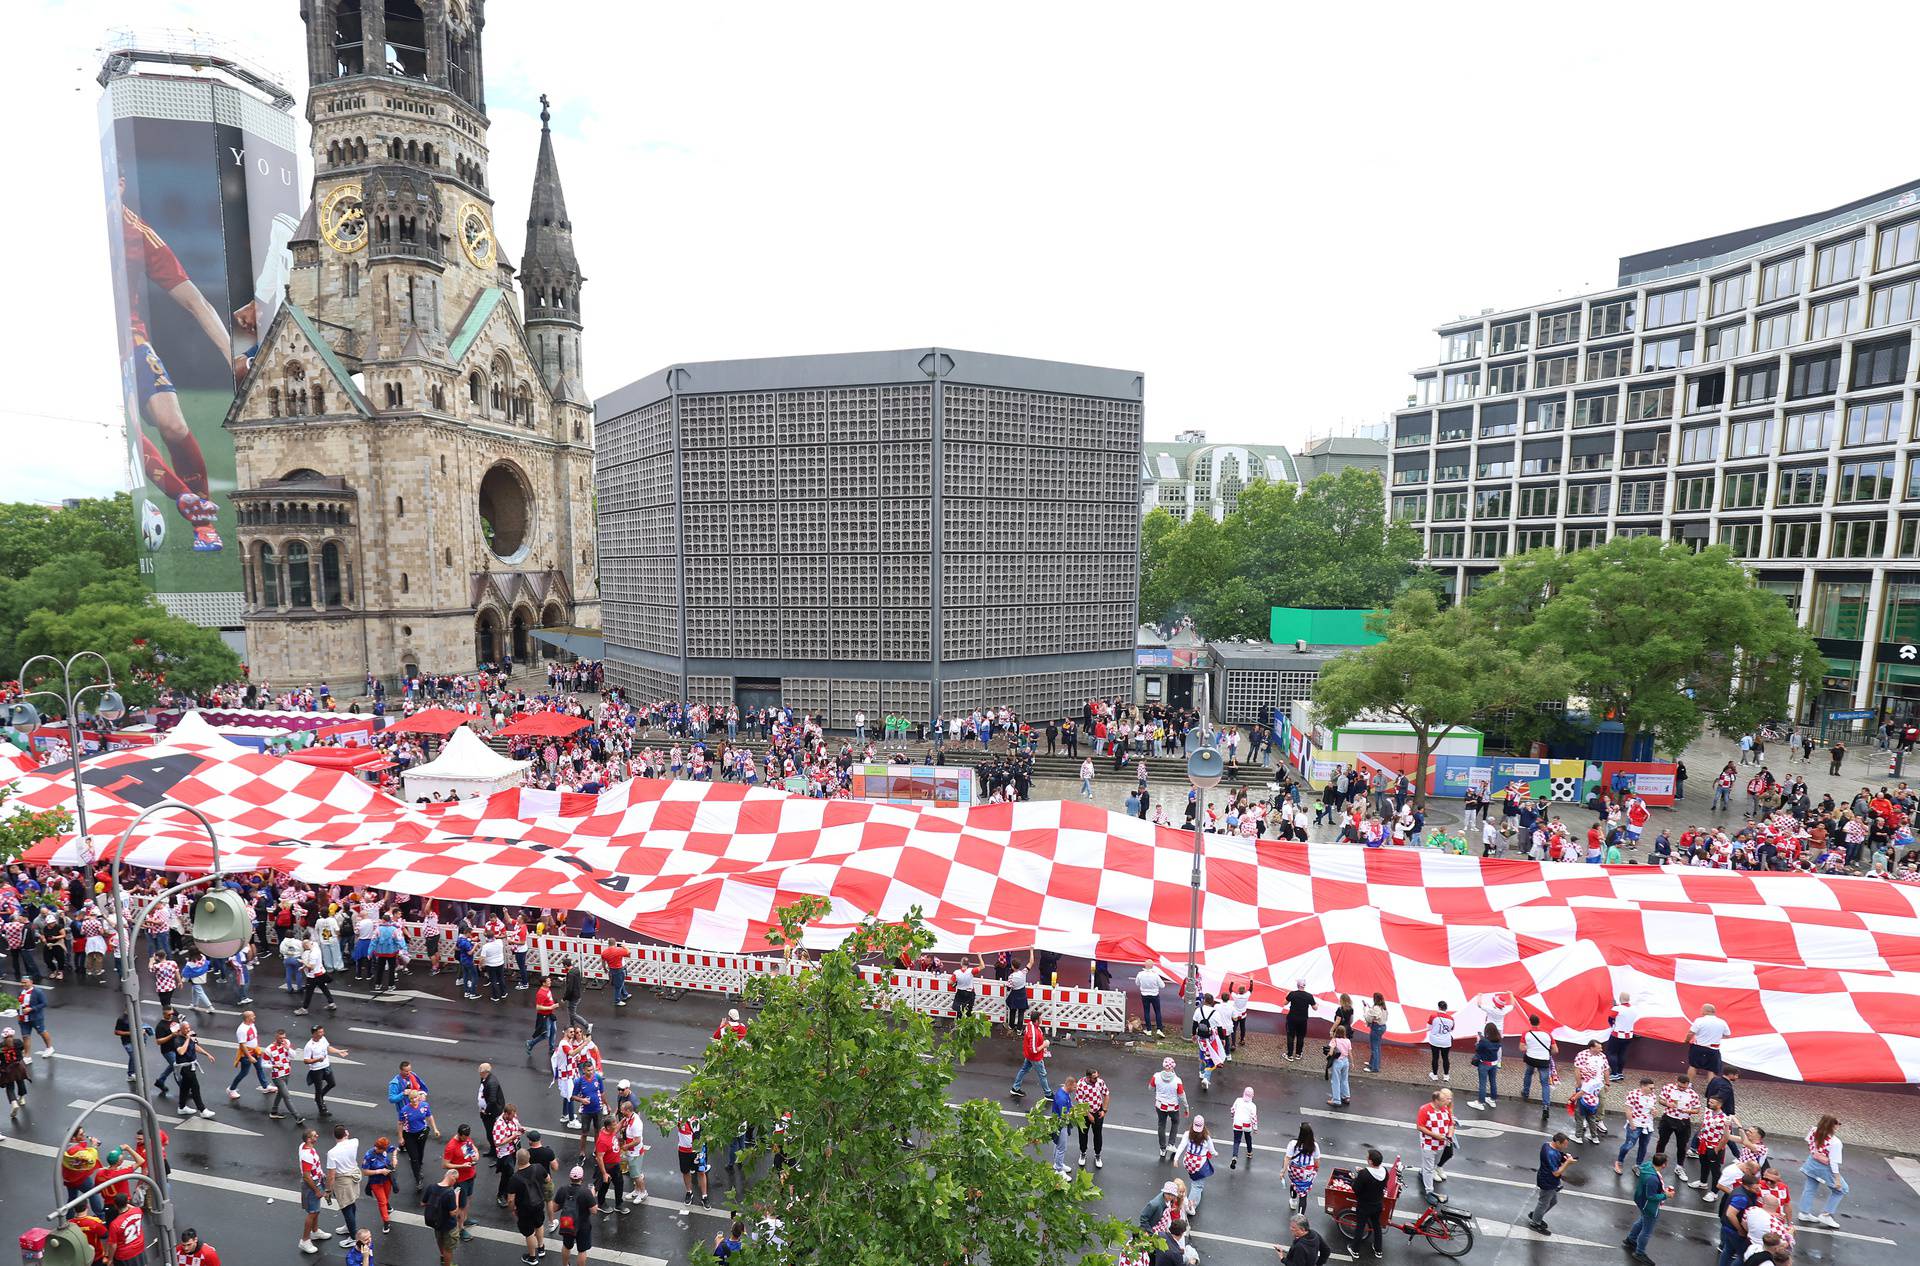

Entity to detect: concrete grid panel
[831,678,882,722]
[883,607,931,659]
[776,389,828,445]
[831,607,880,660]
[880,384,934,441]
[726,393,776,447]
[828,386,881,444]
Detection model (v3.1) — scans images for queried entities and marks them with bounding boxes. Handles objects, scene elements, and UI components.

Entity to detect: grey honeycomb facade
[594,348,1143,722]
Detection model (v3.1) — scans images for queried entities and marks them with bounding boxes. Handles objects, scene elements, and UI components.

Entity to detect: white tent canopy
[401,726,529,802]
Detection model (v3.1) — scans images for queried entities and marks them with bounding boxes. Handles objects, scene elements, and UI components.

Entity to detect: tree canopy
[1141,468,1420,638]
[645,896,1147,1265]
[1311,589,1563,807]
[0,494,241,709]
[1468,537,1822,756]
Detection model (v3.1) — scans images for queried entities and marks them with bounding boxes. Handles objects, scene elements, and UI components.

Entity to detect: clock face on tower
[457,202,496,269]
[319,183,367,253]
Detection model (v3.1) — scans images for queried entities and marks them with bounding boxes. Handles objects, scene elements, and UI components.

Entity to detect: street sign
[1829,709,1875,720]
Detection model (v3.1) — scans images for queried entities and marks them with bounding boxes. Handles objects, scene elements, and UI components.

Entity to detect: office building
[1140,430,1297,520]
[1294,433,1390,485]
[595,348,1141,720]
[1389,180,1920,722]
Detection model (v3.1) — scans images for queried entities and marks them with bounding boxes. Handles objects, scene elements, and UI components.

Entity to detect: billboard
[99,75,298,626]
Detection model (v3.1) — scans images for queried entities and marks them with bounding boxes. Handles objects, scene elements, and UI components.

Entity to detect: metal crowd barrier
[393,922,1127,1034]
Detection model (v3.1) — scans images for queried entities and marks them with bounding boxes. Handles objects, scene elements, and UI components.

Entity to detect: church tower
[227,1,597,690]
[520,95,586,406]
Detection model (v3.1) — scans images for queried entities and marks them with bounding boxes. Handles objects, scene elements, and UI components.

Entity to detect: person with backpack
[422,1167,464,1266]
[552,1163,598,1265]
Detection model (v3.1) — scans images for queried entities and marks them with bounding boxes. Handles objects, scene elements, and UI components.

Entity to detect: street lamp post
[41,800,239,1263]
[1184,745,1225,1012]
[4,651,126,843]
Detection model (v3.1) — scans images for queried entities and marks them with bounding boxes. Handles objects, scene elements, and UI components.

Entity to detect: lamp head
[191,888,251,958]
[42,1223,97,1266]
[94,689,127,723]
[2,700,41,730]
[1187,745,1225,790]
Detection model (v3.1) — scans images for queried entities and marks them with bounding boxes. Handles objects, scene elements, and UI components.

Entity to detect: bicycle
[1757,722,1791,743]
[1325,1159,1476,1258]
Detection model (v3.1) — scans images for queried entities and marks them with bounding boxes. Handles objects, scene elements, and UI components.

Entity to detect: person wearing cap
[1177,1116,1218,1218]
[1150,1056,1189,1161]
[361,1134,397,1234]
[712,1008,748,1044]
[551,1163,597,1265]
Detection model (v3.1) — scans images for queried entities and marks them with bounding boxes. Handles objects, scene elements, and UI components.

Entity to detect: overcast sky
[6,0,1920,502]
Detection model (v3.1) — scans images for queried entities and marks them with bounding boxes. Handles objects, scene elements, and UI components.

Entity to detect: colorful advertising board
[1136,646,1211,670]
[849,764,978,807]
[99,74,298,626]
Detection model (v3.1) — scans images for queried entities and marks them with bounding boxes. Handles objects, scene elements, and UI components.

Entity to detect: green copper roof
[449,287,508,364]
[285,301,372,418]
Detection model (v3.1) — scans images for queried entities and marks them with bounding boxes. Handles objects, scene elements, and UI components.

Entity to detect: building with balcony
[1389,180,1920,724]
[594,348,1142,721]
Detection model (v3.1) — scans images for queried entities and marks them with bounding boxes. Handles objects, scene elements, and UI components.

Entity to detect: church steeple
[519,94,586,403]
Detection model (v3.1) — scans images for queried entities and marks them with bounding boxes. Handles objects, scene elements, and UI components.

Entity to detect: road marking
[0,1136,671,1266]
[1891,1155,1920,1200]
[602,1057,695,1077]
[349,1025,457,1044]
[1304,1103,1549,1142]
[66,1098,261,1137]
[49,1052,133,1073]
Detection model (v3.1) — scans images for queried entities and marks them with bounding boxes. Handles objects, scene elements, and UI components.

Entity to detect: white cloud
[7,0,1920,502]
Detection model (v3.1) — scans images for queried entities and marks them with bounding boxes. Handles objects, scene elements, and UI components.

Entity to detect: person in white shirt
[324,1124,363,1246]
[301,1025,349,1118]
[480,934,508,1002]
[1685,1004,1731,1076]
[951,961,977,1019]
[1607,991,1638,1082]
[1136,964,1166,1037]
[229,1009,269,1100]
[1426,1002,1457,1081]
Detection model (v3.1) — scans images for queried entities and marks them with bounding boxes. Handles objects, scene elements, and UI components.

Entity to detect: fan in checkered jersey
[8,729,1920,1084]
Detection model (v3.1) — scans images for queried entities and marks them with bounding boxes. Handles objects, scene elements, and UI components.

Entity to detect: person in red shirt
[526,979,559,1056]
[600,942,631,1007]
[710,1008,748,1044]
[175,1226,221,1265]
[1009,1009,1052,1099]
[93,1148,139,1208]
[442,1124,479,1243]
[106,1196,147,1263]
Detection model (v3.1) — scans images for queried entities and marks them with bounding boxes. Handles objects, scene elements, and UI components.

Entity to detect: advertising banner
[1599,761,1678,806]
[100,80,298,623]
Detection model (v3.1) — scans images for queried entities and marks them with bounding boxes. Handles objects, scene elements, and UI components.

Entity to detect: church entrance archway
[510,606,533,663]
[476,608,503,667]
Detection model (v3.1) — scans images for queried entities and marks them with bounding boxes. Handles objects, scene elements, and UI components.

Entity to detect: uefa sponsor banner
[99,79,298,615]
[1599,761,1678,806]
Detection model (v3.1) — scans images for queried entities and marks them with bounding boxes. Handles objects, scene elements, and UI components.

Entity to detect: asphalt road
[3,969,1914,1265]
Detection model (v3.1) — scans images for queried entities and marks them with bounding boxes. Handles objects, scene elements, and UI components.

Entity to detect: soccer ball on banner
[141,499,167,552]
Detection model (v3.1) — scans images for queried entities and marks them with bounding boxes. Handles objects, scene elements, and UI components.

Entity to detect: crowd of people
[0,837,1878,1266]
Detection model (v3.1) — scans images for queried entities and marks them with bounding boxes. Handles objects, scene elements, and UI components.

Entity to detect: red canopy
[385,708,474,737]
[285,747,393,772]
[493,712,591,739]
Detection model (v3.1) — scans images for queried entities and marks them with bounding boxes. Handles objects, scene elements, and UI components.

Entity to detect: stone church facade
[228,0,595,688]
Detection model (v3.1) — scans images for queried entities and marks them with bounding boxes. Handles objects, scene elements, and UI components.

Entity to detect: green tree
[1312,589,1563,809]
[0,786,70,863]
[1139,469,1420,638]
[1469,538,1821,756]
[0,495,135,581]
[644,897,1147,1265]
[12,600,241,710]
